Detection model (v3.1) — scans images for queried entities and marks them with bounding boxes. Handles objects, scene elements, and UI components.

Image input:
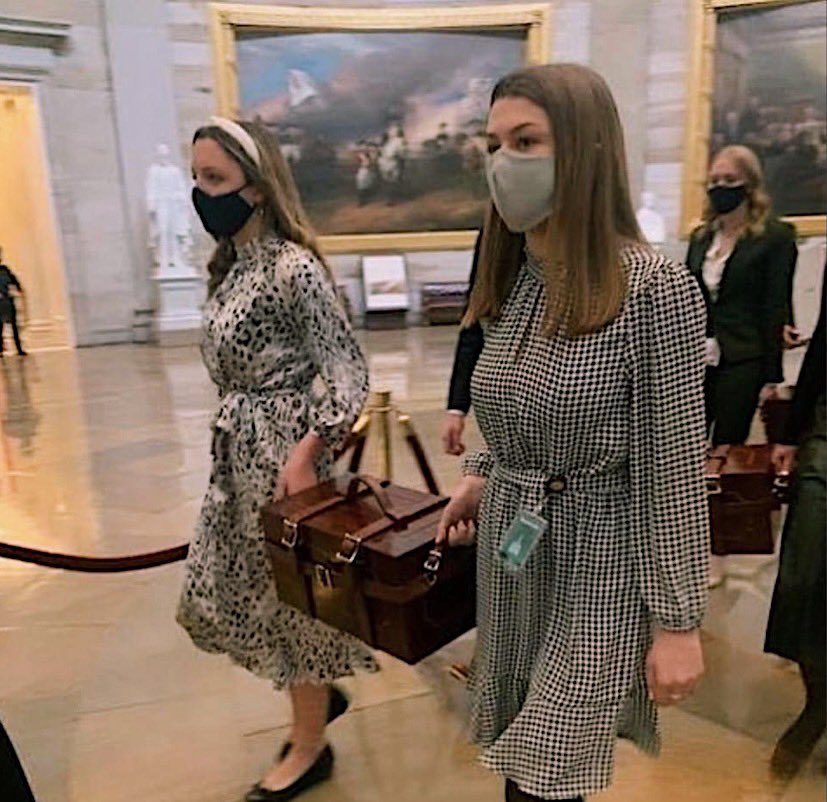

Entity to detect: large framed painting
[682,0,826,237]
[209,3,551,253]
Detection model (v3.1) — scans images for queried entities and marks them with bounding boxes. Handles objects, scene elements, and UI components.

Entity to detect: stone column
[102,0,204,345]
[643,0,693,248]
[590,0,651,206]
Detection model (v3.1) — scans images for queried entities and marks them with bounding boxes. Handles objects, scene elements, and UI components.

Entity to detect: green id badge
[499,510,548,571]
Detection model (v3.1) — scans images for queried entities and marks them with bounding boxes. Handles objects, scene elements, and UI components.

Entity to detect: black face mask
[707,184,748,215]
[192,186,255,240]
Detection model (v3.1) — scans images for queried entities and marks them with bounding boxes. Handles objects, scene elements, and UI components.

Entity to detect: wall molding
[0,15,71,79]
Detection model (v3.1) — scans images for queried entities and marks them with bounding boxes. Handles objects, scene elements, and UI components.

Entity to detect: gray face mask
[485,149,555,233]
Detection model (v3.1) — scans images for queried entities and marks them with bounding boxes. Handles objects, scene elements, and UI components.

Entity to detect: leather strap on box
[292,559,434,603]
[279,474,395,549]
[334,516,398,564]
[334,496,447,565]
[705,445,730,495]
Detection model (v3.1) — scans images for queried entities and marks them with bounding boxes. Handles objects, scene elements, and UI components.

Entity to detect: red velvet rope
[0,541,189,572]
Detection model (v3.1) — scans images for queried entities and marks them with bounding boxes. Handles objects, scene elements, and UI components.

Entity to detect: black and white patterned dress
[177,235,378,688]
[463,246,709,799]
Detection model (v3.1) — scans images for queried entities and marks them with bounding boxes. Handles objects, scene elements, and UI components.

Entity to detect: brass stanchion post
[340,389,439,495]
[367,389,393,481]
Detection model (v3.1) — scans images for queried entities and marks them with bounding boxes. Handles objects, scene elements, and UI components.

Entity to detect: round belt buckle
[548,476,567,493]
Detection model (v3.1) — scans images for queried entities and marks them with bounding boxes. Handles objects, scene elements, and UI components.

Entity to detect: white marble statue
[146,144,192,275]
[636,191,666,245]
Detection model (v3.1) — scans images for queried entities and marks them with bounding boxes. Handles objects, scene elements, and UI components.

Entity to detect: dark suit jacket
[446,232,484,413]
[783,275,826,445]
[686,218,797,385]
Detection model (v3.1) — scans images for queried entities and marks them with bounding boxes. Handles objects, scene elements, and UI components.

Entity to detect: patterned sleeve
[462,449,493,478]
[287,247,369,450]
[626,260,709,632]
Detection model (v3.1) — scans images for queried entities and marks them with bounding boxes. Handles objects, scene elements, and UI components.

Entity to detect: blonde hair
[193,121,332,297]
[464,63,644,337]
[699,144,771,238]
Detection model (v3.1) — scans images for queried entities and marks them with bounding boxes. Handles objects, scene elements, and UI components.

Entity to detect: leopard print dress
[176,234,378,688]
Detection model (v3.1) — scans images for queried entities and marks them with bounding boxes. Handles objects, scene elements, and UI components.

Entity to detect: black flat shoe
[277,685,349,760]
[245,745,334,801]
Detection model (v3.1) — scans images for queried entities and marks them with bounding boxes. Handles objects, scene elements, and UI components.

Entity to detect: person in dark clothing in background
[0,718,37,801]
[685,145,797,446]
[687,145,797,588]
[441,231,524,455]
[0,248,27,358]
[442,231,484,455]
[765,275,826,781]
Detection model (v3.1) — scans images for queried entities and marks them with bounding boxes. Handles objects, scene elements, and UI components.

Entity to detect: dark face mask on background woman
[192,186,255,240]
[707,183,748,216]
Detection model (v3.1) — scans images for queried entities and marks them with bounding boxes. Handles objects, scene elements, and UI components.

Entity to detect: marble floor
[0,328,823,802]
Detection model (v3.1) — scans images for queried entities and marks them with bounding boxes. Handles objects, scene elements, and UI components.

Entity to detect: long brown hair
[698,144,771,239]
[464,63,644,336]
[193,121,332,297]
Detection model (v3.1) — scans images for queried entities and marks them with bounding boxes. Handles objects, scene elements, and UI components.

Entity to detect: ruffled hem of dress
[176,607,380,691]
[229,644,380,691]
[469,673,659,799]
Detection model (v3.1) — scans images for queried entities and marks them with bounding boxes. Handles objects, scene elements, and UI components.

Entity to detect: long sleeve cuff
[309,401,362,452]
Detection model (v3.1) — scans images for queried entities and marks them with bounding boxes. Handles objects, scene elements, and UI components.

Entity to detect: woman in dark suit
[686,144,797,446]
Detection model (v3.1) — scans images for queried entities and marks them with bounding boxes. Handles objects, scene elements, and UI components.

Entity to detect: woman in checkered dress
[438,65,709,802]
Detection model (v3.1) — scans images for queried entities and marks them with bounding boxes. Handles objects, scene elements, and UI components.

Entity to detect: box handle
[345,474,400,522]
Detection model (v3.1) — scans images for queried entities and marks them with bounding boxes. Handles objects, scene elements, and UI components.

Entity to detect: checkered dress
[463,246,709,799]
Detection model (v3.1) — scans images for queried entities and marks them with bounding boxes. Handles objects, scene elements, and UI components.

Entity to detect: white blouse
[701,231,731,366]
[701,230,732,303]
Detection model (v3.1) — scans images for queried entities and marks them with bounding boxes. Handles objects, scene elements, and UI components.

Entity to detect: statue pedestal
[152,270,204,346]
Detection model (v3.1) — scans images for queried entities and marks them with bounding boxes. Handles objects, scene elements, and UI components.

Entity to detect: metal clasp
[773,472,791,503]
[423,548,442,587]
[424,548,442,574]
[280,519,299,549]
[335,533,361,564]
[547,475,568,494]
[315,564,335,589]
[706,475,723,495]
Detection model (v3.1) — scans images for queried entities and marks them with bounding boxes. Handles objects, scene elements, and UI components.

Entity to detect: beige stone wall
[643,0,692,252]
[6,0,138,345]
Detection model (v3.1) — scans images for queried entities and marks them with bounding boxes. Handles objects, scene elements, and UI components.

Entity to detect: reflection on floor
[0,329,823,802]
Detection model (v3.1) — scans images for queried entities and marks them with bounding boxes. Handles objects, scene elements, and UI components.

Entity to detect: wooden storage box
[262,475,476,664]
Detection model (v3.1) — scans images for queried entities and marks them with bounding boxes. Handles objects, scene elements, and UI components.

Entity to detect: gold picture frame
[209,3,551,253]
[682,0,826,238]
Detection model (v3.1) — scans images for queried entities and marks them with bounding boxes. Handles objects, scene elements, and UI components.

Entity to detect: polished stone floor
[0,329,823,802]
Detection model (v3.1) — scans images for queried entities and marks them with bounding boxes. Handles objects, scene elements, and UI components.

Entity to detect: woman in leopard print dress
[177,117,377,801]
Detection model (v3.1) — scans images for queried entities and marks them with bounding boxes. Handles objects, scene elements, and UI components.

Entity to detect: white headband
[209,116,261,167]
